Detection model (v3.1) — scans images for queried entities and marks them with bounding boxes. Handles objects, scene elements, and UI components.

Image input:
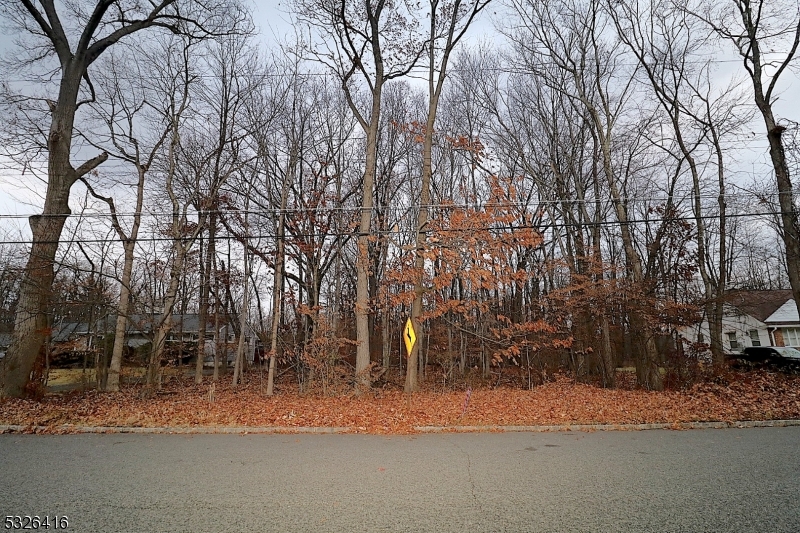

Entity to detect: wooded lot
[1,0,800,404]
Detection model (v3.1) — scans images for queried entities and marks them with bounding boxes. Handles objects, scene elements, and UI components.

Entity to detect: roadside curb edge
[414,419,800,432]
[2,419,800,434]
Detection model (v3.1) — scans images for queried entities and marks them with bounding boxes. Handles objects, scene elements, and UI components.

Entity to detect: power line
[0,55,772,86]
[0,192,791,220]
[0,208,789,246]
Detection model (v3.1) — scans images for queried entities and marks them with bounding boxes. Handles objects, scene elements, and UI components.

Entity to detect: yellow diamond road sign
[403,318,417,357]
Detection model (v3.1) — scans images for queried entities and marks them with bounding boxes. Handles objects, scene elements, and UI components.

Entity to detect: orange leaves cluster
[488,317,559,365]
[2,371,799,434]
[422,178,542,315]
[391,120,429,144]
[379,173,553,366]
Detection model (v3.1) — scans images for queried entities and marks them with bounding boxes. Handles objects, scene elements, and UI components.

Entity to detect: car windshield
[777,347,800,359]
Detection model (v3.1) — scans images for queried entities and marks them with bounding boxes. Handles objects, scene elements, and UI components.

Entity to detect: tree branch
[20,0,71,64]
[18,0,54,41]
[78,176,128,244]
[76,0,116,56]
[74,151,109,179]
[84,1,179,65]
[76,71,98,110]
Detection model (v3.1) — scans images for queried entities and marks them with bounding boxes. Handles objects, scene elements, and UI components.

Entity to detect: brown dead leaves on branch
[383,172,556,366]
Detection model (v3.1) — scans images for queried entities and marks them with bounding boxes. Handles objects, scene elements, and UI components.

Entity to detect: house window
[726,332,739,351]
[749,330,761,347]
[783,328,800,347]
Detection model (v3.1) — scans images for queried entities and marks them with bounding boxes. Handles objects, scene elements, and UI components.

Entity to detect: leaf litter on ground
[1,370,799,434]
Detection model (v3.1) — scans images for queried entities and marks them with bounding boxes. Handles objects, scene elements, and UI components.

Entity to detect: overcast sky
[0,1,797,240]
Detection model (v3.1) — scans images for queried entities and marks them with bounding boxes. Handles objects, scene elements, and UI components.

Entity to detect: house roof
[49,313,238,342]
[52,321,90,342]
[125,313,203,333]
[765,298,800,325]
[725,289,794,323]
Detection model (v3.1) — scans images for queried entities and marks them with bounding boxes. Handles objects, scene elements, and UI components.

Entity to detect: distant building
[763,298,800,347]
[49,313,256,363]
[680,290,794,354]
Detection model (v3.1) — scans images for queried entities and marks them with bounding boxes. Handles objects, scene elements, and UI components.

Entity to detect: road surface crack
[450,438,482,512]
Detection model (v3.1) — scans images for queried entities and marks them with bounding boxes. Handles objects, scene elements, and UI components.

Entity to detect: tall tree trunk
[232,206,252,387]
[596,132,661,390]
[381,304,391,370]
[586,139,616,387]
[195,213,217,384]
[266,184,289,395]
[3,213,69,397]
[354,86,383,390]
[709,114,728,367]
[265,247,284,396]
[143,92,196,394]
[405,117,433,391]
[103,163,150,392]
[106,241,136,391]
[757,104,800,323]
[213,259,221,382]
[145,248,185,393]
[1,63,106,397]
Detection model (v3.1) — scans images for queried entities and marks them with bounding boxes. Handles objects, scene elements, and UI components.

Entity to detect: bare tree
[504,0,664,389]
[184,32,261,383]
[405,0,492,392]
[0,0,248,398]
[77,40,183,391]
[685,0,800,320]
[231,194,252,387]
[254,61,305,396]
[610,0,750,367]
[142,36,198,395]
[459,43,618,385]
[294,0,425,389]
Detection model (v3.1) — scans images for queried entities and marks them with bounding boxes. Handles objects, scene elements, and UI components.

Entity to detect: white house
[681,290,793,354]
[764,298,800,347]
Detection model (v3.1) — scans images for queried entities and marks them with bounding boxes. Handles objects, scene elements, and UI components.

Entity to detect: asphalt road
[1,428,799,532]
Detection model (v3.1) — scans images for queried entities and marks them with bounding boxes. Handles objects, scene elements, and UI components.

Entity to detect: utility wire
[0,57,771,85]
[0,208,789,246]
[0,192,790,220]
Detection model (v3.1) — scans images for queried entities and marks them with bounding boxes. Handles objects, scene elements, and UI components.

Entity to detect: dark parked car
[739,346,800,365]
